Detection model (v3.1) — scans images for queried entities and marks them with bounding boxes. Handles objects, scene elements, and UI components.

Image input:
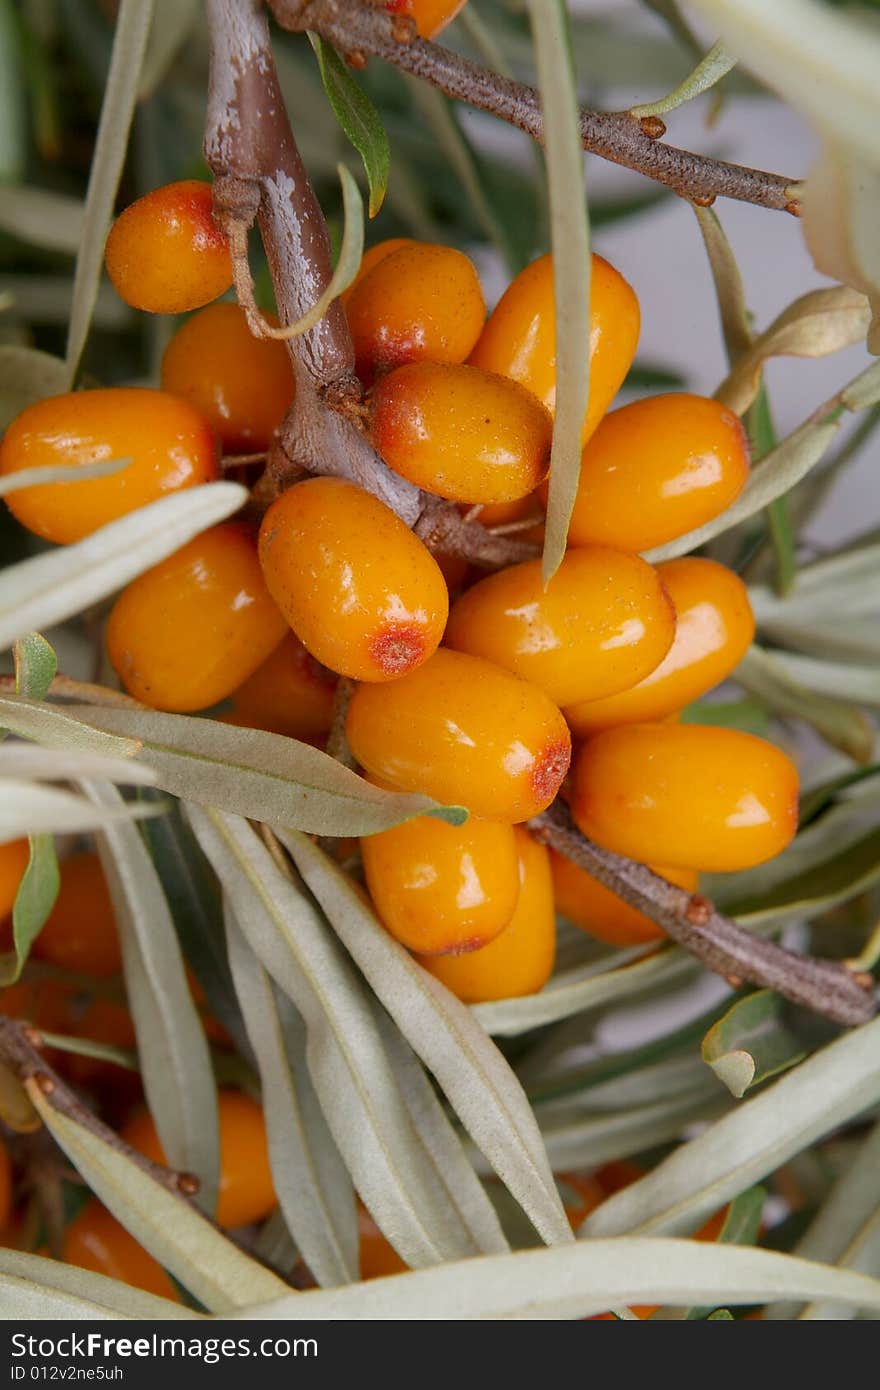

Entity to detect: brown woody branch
[268,0,800,214]
[529,801,877,1028]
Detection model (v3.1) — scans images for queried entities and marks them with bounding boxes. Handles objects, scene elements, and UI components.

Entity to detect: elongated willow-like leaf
[225,911,359,1288]
[0,1250,199,1320]
[716,822,880,928]
[0,781,162,841]
[13,633,56,700]
[27,1083,289,1313]
[750,649,880,709]
[526,0,591,582]
[0,744,158,786]
[227,1238,880,1321]
[0,346,68,430]
[45,703,465,837]
[83,781,219,1216]
[280,832,570,1249]
[0,700,142,759]
[701,991,808,1098]
[736,645,874,763]
[582,1015,880,1240]
[692,204,751,362]
[0,482,247,651]
[309,36,390,218]
[535,1090,726,1174]
[2,834,58,987]
[188,807,493,1270]
[0,456,131,498]
[631,39,736,118]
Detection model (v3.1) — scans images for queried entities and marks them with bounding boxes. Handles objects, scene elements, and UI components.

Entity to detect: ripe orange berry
[104,180,232,314]
[417,828,555,1001]
[564,558,755,734]
[469,252,639,444]
[345,243,485,384]
[346,648,571,822]
[258,477,448,682]
[340,238,413,307]
[0,389,219,545]
[564,393,750,552]
[361,813,520,955]
[0,839,29,922]
[107,522,287,712]
[358,1200,409,1279]
[122,1090,275,1229]
[571,724,799,872]
[62,1200,178,1300]
[550,852,698,946]
[370,362,552,504]
[229,632,337,741]
[385,0,467,37]
[160,303,295,454]
[32,851,121,978]
[446,548,676,708]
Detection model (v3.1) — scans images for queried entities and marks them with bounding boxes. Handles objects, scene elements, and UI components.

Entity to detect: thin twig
[528,801,877,1028]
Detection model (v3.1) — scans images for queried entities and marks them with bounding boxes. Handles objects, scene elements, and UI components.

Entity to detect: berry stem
[529,800,877,1028]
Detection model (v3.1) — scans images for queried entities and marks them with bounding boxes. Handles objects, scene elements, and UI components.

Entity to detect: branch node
[639,114,666,140]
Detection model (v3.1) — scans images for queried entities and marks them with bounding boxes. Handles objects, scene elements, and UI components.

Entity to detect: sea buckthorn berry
[469,252,639,444]
[340,238,413,306]
[122,1090,275,1229]
[62,1200,178,1300]
[258,477,448,682]
[107,522,287,712]
[0,389,219,545]
[558,1171,605,1230]
[564,558,755,735]
[370,362,552,504]
[345,243,485,384]
[417,828,555,1001]
[104,180,232,314]
[0,839,29,922]
[361,813,520,955]
[445,548,676,708]
[358,1200,409,1279]
[229,633,338,741]
[160,303,295,454]
[564,394,750,552]
[385,0,467,37]
[346,648,571,822]
[32,851,121,978]
[571,723,799,872]
[550,851,698,946]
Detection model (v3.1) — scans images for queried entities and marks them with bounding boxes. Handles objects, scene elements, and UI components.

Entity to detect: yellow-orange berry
[345,243,485,384]
[32,851,121,978]
[362,813,519,955]
[122,1090,275,1229]
[469,253,639,444]
[258,477,448,682]
[385,0,467,37]
[340,238,413,306]
[107,522,287,712]
[551,852,698,946]
[565,558,755,734]
[358,1200,409,1279]
[370,362,552,504]
[564,394,750,552]
[0,839,29,922]
[346,648,571,822]
[417,828,555,1001]
[229,632,338,741]
[0,389,219,545]
[571,724,799,871]
[62,1200,178,1301]
[105,180,232,314]
[446,548,676,708]
[160,303,295,454]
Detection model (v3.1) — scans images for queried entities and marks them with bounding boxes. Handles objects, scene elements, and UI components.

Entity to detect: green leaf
[0,1250,197,1320]
[631,39,736,118]
[0,780,163,840]
[526,0,591,582]
[3,834,59,986]
[309,35,390,218]
[681,696,769,736]
[692,203,752,370]
[537,1089,725,1175]
[0,346,70,430]
[718,823,880,927]
[799,763,880,826]
[0,0,25,183]
[13,633,56,701]
[702,991,808,1099]
[38,1032,138,1072]
[685,1186,766,1318]
[0,186,84,256]
[735,645,875,764]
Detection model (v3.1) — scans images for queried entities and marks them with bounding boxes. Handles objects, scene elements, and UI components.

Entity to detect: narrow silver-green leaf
[736,644,874,763]
[0,781,162,840]
[537,1090,725,1175]
[0,345,69,429]
[0,187,84,256]
[0,744,159,785]
[3,834,59,986]
[309,36,390,218]
[0,1249,198,1320]
[13,632,56,700]
[631,40,736,118]
[0,699,142,758]
[0,455,132,498]
[701,991,808,1098]
[83,780,219,1217]
[691,203,752,362]
[751,649,880,708]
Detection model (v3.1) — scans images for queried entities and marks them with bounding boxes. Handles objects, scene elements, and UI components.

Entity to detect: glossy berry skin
[105,180,232,314]
[160,303,295,453]
[362,813,520,955]
[107,523,287,712]
[385,0,467,37]
[0,839,29,922]
[418,829,555,1001]
[62,1201,178,1300]
[259,478,448,682]
[345,243,485,384]
[565,394,750,552]
[32,851,121,977]
[340,238,413,306]
[571,723,799,872]
[551,851,698,946]
[565,558,755,734]
[230,633,337,741]
[370,362,552,504]
[346,648,571,822]
[0,389,219,545]
[469,253,639,443]
[122,1090,275,1229]
[446,548,676,708]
